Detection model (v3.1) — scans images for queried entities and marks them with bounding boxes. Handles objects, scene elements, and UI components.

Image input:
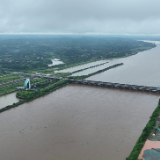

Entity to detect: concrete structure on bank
[24,78,31,90]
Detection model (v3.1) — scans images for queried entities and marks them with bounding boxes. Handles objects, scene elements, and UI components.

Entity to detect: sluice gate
[71,80,160,93]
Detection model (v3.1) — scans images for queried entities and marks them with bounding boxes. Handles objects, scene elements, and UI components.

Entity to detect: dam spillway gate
[70,79,160,94]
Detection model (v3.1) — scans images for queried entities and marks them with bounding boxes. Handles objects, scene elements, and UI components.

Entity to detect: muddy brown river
[0,92,19,109]
[87,43,160,86]
[0,84,159,160]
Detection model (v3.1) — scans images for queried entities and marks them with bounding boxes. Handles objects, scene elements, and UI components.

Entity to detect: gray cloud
[0,0,160,34]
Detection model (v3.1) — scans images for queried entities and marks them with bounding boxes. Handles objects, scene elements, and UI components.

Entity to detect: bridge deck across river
[32,74,160,94]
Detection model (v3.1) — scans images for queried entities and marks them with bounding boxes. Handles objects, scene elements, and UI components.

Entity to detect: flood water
[87,42,160,86]
[48,59,64,67]
[0,84,159,160]
[71,62,117,76]
[59,60,108,73]
[0,92,19,109]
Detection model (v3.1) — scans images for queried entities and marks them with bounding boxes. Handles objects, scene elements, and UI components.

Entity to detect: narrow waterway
[71,62,116,76]
[0,92,19,109]
[0,84,159,160]
[59,60,108,73]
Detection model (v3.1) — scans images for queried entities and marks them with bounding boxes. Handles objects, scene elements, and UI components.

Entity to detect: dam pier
[70,79,160,93]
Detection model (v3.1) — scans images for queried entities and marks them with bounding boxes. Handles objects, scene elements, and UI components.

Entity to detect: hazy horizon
[0,0,160,35]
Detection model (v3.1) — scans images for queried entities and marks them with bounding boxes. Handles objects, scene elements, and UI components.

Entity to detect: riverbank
[126,99,160,160]
[71,62,108,74]
[0,63,123,113]
[0,80,70,113]
[58,59,107,72]
[0,89,17,97]
[0,84,159,160]
[0,77,47,96]
[0,92,20,109]
[69,63,123,80]
[57,45,155,74]
[102,45,155,61]
[138,140,160,160]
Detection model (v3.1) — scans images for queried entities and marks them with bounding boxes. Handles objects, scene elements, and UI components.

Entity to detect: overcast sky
[0,0,160,35]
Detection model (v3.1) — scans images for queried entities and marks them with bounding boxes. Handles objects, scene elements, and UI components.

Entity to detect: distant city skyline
[0,0,160,35]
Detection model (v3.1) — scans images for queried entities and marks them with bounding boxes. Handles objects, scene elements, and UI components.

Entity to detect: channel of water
[0,92,19,109]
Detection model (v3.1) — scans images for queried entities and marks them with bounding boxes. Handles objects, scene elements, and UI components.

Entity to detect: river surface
[86,42,160,86]
[0,92,19,109]
[71,62,115,76]
[59,60,108,73]
[0,84,159,160]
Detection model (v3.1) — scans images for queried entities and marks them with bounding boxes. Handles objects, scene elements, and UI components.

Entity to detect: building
[24,78,31,90]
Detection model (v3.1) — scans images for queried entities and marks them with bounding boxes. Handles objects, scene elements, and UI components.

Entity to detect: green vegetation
[0,82,23,96]
[0,77,46,96]
[0,73,24,84]
[84,63,123,79]
[0,36,159,160]
[0,100,26,113]
[71,62,108,74]
[138,46,153,50]
[0,62,123,114]
[0,35,155,74]
[34,79,58,88]
[126,99,160,160]
[54,72,71,77]
[69,63,123,80]
[56,59,106,71]
[0,80,70,113]
[30,77,47,83]
[2,61,119,95]
[18,79,59,95]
